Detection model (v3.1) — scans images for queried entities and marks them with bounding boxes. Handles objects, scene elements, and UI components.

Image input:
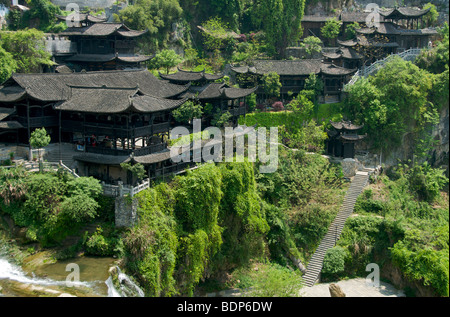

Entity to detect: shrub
[322,246,346,275]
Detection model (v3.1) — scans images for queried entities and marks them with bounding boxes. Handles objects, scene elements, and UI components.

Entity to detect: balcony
[134,142,167,156]
[85,142,167,157]
[17,116,58,128]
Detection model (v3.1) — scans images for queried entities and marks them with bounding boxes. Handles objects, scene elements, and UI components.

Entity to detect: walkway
[300,278,405,297]
[344,48,422,89]
[302,171,370,287]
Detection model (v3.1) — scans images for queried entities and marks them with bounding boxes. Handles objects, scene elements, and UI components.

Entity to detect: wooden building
[52,19,152,71]
[0,69,192,183]
[159,68,257,127]
[231,59,356,103]
[326,120,366,159]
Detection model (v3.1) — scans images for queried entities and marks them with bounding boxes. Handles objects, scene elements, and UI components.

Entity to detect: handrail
[344,48,423,90]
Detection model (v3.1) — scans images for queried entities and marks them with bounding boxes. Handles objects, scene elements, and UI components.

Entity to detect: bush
[322,246,346,275]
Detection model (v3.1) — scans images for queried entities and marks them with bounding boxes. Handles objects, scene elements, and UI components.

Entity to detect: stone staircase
[302,171,370,287]
[43,143,78,168]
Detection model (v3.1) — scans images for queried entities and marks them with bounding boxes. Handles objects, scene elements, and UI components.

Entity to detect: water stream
[0,254,136,297]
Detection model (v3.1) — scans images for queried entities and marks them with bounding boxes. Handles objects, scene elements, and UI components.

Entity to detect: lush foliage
[343,57,437,152]
[118,0,183,52]
[320,17,342,45]
[337,163,449,296]
[0,168,103,245]
[172,100,203,124]
[0,29,54,73]
[252,0,306,57]
[7,0,65,32]
[0,45,16,84]
[261,71,282,98]
[123,161,270,296]
[301,36,322,57]
[151,49,183,74]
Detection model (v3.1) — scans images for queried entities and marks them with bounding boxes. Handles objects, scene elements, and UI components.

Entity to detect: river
[0,254,120,297]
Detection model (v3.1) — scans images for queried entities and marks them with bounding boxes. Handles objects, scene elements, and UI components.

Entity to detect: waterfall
[105,266,145,297]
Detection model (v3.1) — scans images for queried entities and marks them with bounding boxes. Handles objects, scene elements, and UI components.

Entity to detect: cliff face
[381,106,449,173]
[305,0,449,22]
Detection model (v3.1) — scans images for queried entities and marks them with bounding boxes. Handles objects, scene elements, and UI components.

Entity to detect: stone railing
[101,179,150,198]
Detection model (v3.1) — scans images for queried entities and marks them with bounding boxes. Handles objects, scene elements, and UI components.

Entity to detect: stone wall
[51,0,116,9]
[114,196,138,228]
[0,145,29,162]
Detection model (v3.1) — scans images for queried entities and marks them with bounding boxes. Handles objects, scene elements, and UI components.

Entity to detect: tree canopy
[0,29,54,73]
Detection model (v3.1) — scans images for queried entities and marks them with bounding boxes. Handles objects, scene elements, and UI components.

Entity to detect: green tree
[151,49,183,74]
[261,71,282,99]
[304,72,324,105]
[321,17,342,46]
[172,100,203,124]
[119,0,183,52]
[0,45,17,83]
[29,128,50,167]
[301,36,322,57]
[322,246,346,275]
[11,0,65,32]
[253,0,306,57]
[120,162,146,185]
[0,29,54,73]
[422,2,439,27]
[345,21,360,40]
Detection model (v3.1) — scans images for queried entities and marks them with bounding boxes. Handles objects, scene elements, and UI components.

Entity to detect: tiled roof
[56,14,107,24]
[302,15,333,22]
[73,153,131,165]
[0,107,16,121]
[232,60,356,77]
[339,47,363,60]
[337,39,358,47]
[249,60,323,76]
[197,83,257,100]
[320,63,357,76]
[0,121,23,129]
[54,86,187,113]
[330,120,364,131]
[159,69,224,83]
[379,7,431,18]
[132,149,171,165]
[65,54,152,63]
[339,12,371,23]
[2,69,189,102]
[0,86,26,102]
[62,23,147,37]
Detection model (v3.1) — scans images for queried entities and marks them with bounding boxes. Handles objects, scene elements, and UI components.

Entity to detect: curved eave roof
[379,7,431,19]
[74,153,131,165]
[222,86,258,99]
[54,86,188,114]
[0,107,16,121]
[159,69,224,83]
[62,23,148,38]
[56,14,107,23]
[338,134,367,142]
[7,69,189,102]
[0,86,27,103]
[337,39,358,47]
[320,64,357,76]
[330,120,364,131]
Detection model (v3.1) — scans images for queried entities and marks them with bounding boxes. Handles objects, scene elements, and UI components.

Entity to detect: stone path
[299,278,405,297]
